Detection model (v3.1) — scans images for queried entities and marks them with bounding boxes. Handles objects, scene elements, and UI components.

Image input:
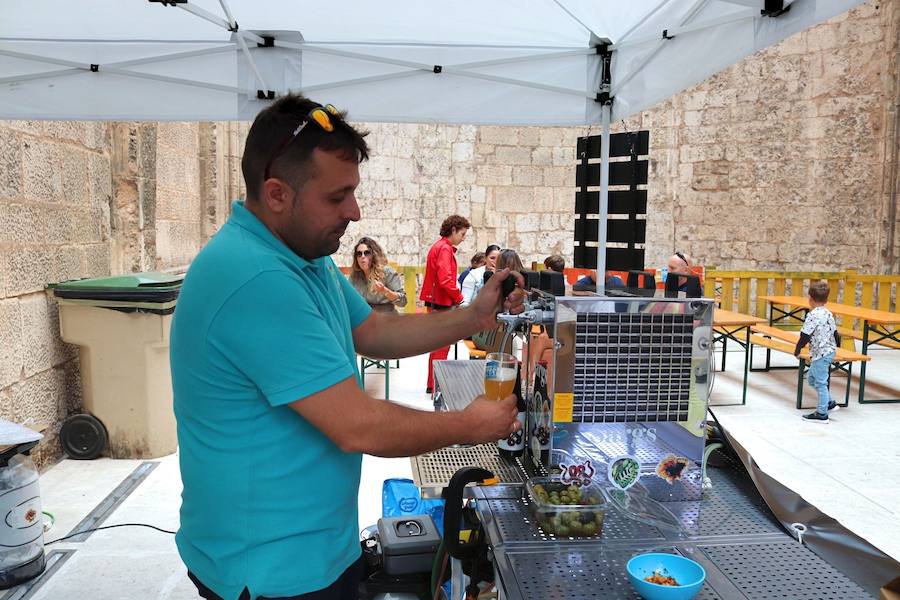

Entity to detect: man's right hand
[460,395,520,444]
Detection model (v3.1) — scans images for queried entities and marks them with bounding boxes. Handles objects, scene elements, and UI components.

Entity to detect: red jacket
[420,237,463,307]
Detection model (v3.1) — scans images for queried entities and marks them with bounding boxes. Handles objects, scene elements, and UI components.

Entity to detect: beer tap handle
[500,274,516,299]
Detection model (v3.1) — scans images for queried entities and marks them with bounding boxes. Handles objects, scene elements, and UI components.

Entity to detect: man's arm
[354,268,525,359]
[289,376,519,457]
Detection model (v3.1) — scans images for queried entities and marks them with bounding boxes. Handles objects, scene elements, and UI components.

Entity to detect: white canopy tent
[0,0,863,282]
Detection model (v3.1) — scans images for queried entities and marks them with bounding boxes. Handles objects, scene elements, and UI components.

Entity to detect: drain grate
[0,550,76,600]
[412,444,524,492]
[701,542,872,599]
[508,547,721,600]
[488,497,665,543]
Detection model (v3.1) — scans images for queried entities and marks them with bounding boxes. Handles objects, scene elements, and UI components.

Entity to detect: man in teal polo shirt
[170,94,524,600]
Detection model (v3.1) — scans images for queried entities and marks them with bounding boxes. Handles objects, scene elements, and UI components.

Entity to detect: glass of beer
[484,352,517,401]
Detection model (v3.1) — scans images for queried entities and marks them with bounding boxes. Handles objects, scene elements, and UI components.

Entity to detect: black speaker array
[573,130,649,271]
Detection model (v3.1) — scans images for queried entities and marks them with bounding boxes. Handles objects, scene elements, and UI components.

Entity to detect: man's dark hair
[809,281,830,303]
[469,252,486,268]
[544,254,565,273]
[241,94,369,201]
[440,215,471,238]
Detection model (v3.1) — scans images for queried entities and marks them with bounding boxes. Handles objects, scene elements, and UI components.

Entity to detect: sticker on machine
[656,455,690,484]
[558,458,596,486]
[552,393,573,423]
[608,455,641,490]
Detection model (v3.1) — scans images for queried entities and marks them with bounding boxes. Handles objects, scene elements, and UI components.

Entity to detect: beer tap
[496,287,556,356]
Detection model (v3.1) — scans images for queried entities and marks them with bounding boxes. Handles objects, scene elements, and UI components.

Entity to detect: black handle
[501,274,516,299]
[483,270,518,300]
[441,467,494,559]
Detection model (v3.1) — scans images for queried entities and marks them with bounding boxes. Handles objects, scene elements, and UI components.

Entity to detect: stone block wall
[339,123,579,269]
[631,0,899,272]
[0,120,232,468]
[0,120,109,467]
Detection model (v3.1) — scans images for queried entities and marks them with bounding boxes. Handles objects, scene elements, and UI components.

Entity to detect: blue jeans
[807,351,835,415]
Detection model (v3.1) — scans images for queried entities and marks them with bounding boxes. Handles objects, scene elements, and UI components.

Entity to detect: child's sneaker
[802,411,829,423]
[827,400,839,412]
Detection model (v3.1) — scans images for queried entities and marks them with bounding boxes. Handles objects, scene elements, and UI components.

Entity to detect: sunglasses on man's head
[675,251,689,266]
[355,250,372,257]
[263,103,340,181]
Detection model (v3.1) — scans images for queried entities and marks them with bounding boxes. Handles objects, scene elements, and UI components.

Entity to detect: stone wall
[0,120,236,467]
[339,123,579,269]
[633,0,899,272]
[0,120,110,467]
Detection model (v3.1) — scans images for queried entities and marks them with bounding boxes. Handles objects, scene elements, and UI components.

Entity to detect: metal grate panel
[573,313,694,423]
[694,467,783,536]
[701,542,873,599]
[433,360,484,412]
[488,498,666,543]
[412,444,523,491]
[507,547,721,600]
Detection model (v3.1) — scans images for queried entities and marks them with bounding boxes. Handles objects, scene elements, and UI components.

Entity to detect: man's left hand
[470,268,526,331]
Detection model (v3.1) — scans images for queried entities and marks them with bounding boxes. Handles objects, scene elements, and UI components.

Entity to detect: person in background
[574,270,625,290]
[666,251,701,297]
[543,254,565,273]
[471,248,526,356]
[420,214,470,393]
[795,281,841,423]
[459,251,486,287]
[349,237,407,313]
[496,248,525,274]
[461,244,501,306]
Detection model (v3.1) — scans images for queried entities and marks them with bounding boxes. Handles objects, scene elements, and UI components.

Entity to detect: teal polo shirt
[170,201,372,600]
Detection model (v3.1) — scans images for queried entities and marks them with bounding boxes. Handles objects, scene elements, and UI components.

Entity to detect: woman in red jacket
[420,214,470,392]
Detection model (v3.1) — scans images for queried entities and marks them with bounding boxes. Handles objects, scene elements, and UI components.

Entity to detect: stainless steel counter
[410,359,875,599]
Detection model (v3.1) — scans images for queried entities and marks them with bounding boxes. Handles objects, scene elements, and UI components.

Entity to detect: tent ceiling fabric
[0,0,862,124]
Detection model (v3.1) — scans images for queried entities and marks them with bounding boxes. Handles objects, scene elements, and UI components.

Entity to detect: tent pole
[597,103,611,296]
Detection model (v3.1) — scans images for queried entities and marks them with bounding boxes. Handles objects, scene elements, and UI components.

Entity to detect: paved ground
[709,344,900,563]
[4,341,898,599]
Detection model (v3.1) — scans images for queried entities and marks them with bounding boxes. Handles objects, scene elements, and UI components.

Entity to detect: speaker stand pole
[596,102,611,296]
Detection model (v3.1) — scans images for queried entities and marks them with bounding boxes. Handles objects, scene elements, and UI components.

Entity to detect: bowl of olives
[526,477,607,538]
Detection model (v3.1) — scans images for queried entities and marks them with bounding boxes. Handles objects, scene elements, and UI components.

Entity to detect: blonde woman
[349,237,407,313]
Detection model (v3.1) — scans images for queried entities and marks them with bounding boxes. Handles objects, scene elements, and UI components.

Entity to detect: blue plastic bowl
[626,553,706,600]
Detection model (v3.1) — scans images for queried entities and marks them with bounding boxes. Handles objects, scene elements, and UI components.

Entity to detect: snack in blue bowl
[626,553,705,600]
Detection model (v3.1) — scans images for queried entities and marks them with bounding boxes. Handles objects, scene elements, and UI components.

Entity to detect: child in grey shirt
[794,281,841,422]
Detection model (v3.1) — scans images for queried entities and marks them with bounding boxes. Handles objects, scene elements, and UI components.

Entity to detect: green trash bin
[50,272,182,459]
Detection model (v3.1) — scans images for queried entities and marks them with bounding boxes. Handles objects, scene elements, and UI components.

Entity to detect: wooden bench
[748,324,870,408]
[835,326,900,350]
